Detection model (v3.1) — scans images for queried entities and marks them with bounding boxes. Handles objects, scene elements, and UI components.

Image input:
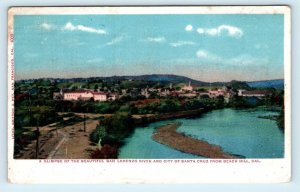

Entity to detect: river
[119,108,284,159]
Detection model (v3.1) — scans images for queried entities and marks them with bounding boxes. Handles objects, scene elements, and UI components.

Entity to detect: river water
[119,108,284,159]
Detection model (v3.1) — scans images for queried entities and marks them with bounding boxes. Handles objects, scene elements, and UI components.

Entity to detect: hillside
[17,74,283,89]
[247,79,284,89]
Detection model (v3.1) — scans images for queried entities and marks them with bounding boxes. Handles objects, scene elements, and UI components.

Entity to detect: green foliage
[183,99,203,110]
[118,103,138,114]
[90,124,106,144]
[227,95,253,108]
[262,90,284,106]
[103,112,134,140]
[90,112,135,154]
[94,102,112,113]
[228,80,250,90]
[157,99,180,113]
[277,108,284,130]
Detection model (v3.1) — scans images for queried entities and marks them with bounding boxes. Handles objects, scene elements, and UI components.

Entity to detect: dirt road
[48,119,99,159]
[17,113,100,159]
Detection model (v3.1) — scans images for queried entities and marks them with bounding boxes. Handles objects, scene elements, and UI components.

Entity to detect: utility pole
[55,112,59,137]
[35,117,40,159]
[83,113,86,132]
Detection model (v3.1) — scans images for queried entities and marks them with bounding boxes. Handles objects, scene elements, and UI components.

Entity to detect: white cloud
[41,22,52,30]
[196,25,243,38]
[145,37,166,43]
[206,28,218,36]
[63,22,107,35]
[170,41,197,47]
[196,28,204,34]
[196,49,220,61]
[196,49,268,66]
[185,25,193,31]
[106,36,124,46]
[218,25,243,38]
[64,22,76,30]
[229,54,269,66]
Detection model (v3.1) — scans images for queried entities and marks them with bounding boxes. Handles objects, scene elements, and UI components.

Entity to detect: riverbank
[152,122,238,159]
[133,108,206,126]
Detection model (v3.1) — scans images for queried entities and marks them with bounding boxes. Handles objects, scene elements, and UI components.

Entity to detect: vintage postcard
[7,6,291,183]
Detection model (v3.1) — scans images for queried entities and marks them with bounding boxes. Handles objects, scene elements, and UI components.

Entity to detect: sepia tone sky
[14,14,284,82]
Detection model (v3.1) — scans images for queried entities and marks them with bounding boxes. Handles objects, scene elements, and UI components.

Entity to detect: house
[158,89,170,97]
[209,90,225,98]
[53,92,62,100]
[237,89,247,96]
[208,86,235,103]
[108,93,118,101]
[141,88,150,98]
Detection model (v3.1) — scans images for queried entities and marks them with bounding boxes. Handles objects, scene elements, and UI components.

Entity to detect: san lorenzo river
[119,108,284,159]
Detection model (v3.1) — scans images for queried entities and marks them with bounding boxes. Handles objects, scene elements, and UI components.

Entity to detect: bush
[277,109,284,130]
[90,144,118,159]
[90,112,133,148]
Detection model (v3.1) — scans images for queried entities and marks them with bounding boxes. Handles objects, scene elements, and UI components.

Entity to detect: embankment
[133,108,206,126]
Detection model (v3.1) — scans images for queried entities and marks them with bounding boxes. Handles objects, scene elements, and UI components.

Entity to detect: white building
[61,90,108,101]
[63,90,94,101]
[108,93,118,101]
[181,81,194,92]
[239,90,271,98]
[93,92,108,101]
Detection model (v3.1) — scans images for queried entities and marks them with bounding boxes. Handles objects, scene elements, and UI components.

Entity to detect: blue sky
[14,14,284,82]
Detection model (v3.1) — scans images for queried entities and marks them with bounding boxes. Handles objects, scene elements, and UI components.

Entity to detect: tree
[94,84,99,91]
[102,112,134,141]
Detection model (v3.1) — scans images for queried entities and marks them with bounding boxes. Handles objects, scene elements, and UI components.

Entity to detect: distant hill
[122,74,212,86]
[69,74,215,86]
[247,79,284,89]
[17,74,283,89]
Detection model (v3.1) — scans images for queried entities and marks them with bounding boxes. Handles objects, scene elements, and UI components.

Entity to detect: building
[181,81,194,92]
[208,86,235,103]
[141,88,150,98]
[239,90,272,98]
[158,89,170,97]
[108,93,118,101]
[237,89,247,96]
[179,93,197,98]
[209,90,225,98]
[198,92,210,97]
[53,92,62,100]
[93,92,108,101]
[54,89,110,102]
[63,90,94,101]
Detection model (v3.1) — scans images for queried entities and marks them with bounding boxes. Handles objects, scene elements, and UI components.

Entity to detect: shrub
[90,144,118,159]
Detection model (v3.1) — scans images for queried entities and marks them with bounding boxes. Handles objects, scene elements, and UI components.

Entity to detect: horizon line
[15,73,284,83]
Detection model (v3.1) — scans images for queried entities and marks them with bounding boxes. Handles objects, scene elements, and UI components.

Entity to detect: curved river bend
[119,108,284,159]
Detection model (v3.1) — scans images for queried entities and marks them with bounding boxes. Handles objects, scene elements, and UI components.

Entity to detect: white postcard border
[7,6,291,184]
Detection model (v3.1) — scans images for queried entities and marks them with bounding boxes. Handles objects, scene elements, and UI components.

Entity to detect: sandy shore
[152,123,238,159]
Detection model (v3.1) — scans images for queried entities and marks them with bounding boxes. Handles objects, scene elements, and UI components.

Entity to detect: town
[52,80,273,103]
